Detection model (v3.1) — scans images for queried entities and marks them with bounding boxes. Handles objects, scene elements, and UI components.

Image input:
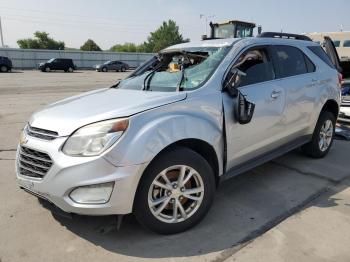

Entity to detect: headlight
[62,118,128,156]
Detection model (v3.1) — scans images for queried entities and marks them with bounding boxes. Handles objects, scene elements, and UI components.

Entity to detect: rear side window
[304,55,316,73]
[308,46,335,69]
[272,45,308,78]
[344,40,350,47]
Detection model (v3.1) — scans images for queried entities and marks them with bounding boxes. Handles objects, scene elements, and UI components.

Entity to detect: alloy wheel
[319,119,333,152]
[147,165,204,223]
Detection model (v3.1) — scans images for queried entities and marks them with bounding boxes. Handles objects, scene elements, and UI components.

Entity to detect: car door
[108,61,116,70]
[223,45,287,169]
[269,45,317,139]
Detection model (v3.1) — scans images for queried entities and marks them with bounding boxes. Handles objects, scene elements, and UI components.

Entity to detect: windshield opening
[104,60,112,64]
[117,46,230,92]
[47,58,55,63]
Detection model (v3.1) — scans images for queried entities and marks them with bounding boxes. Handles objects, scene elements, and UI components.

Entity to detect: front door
[223,46,286,169]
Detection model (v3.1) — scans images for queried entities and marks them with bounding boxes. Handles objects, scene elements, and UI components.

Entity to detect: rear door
[223,45,287,168]
[269,45,317,138]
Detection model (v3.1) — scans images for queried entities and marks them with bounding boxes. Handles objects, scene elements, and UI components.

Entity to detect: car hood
[29,88,187,136]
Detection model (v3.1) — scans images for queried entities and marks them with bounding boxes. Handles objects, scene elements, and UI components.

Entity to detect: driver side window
[235,48,275,87]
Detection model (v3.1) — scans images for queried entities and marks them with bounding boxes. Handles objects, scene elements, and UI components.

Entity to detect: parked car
[16,33,341,234]
[94,60,129,72]
[338,79,350,123]
[0,56,12,72]
[38,58,76,72]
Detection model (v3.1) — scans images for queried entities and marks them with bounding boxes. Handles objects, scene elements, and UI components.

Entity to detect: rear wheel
[301,111,335,158]
[0,65,8,72]
[121,67,126,72]
[134,147,216,234]
[67,67,73,72]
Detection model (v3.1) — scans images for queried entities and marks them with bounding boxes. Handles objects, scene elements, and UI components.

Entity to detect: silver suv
[16,34,341,234]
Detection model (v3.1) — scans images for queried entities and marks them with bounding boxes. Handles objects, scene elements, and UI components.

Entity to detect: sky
[0,0,349,49]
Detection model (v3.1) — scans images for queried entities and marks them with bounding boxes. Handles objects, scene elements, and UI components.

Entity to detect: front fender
[104,105,224,174]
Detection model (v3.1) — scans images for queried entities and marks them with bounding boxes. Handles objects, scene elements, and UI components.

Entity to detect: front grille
[25,125,58,141]
[18,146,53,179]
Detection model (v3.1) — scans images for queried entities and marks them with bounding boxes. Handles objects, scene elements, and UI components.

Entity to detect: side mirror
[224,68,247,97]
[235,91,255,125]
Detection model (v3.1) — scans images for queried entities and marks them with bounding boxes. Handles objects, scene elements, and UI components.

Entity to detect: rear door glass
[271,45,308,78]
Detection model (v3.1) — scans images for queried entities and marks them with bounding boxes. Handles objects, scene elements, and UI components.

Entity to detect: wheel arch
[148,138,220,186]
[321,99,339,118]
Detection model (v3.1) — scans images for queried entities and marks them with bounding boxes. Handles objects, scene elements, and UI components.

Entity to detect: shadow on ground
[43,154,340,259]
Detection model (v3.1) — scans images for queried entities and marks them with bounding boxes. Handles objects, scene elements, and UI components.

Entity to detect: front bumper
[16,135,148,215]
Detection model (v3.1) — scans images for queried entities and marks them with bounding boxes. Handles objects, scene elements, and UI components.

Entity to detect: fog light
[69,182,114,204]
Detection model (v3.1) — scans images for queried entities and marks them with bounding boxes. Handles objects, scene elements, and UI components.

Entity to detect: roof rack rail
[258,32,312,41]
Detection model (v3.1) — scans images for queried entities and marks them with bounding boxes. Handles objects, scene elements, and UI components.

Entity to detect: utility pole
[200,14,215,36]
[0,16,4,47]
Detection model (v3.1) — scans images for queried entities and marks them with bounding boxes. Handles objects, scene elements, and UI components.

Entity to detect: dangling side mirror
[235,92,255,125]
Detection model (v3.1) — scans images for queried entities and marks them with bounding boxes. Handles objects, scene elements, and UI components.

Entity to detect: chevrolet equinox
[16,34,341,234]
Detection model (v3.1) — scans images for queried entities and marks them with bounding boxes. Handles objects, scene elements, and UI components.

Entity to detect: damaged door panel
[222,45,286,169]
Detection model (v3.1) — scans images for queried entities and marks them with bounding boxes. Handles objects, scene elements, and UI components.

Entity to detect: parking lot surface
[1,71,350,262]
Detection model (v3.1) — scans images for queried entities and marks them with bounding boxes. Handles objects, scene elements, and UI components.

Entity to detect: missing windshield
[117,46,230,92]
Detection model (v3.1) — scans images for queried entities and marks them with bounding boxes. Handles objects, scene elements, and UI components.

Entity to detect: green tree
[109,42,139,52]
[143,20,188,52]
[17,31,65,50]
[80,39,102,51]
[109,20,188,53]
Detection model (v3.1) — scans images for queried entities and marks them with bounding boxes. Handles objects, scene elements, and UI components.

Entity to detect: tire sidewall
[133,147,216,234]
[311,111,336,157]
[1,65,7,72]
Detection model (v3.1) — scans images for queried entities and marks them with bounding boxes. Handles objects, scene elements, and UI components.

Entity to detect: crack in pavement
[271,160,339,183]
[214,187,330,262]
[0,149,16,152]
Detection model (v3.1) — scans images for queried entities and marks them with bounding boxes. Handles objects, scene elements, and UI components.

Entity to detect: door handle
[271,90,282,99]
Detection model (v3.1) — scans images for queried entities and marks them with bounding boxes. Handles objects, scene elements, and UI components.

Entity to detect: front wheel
[134,147,216,234]
[301,111,336,158]
[102,67,107,72]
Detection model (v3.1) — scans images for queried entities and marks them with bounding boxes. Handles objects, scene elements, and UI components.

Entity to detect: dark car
[94,60,129,72]
[0,56,12,72]
[39,58,76,72]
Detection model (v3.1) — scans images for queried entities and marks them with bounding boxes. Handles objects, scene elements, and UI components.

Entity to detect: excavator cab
[209,20,256,39]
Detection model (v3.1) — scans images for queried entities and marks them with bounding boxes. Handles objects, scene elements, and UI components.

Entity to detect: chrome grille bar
[25,125,59,141]
[18,146,53,179]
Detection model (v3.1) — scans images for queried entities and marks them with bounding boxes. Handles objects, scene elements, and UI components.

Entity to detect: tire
[133,147,216,234]
[121,67,126,72]
[0,65,8,72]
[301,111,336,158]
[44,67,50,72]
[102,67,107,72]
[67,67,73,73]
